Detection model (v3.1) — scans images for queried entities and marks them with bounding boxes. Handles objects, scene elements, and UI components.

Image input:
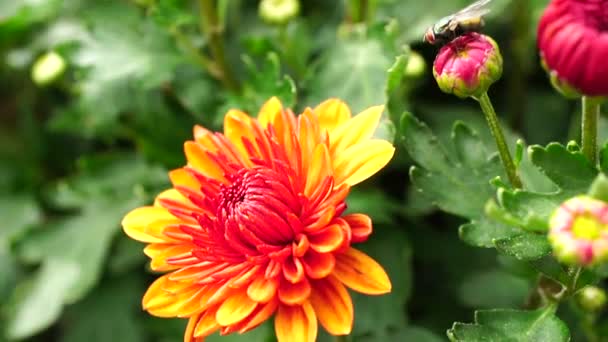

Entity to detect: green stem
[358,0,368,23]
[170,27,223,80]
[198,0,240,92]
[507,0,531,130]
[581,96,601,165]
[335,335,348,342]
[582,313,600,342]
[477,92,523,188]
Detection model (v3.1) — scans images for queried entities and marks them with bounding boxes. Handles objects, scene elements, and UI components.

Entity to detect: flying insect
[423,0,493,45]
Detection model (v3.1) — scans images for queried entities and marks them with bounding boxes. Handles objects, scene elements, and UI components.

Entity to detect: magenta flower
[433,32,502,99]
[549,196,608,266]
[538,0,608,97]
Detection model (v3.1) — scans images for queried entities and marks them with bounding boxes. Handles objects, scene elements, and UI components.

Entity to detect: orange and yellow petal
[257,96,284,127]
[333,248,391,295]
[247,276,279,303]
[302,250,335,279]
[224,109,260,162]
[122,206,181,243]
[184,141,226,181]
[215,290,258,326]
[275,302,317,342]
[310,275,353,335]
[343,213,373,243]
[329,105,384,157]
[333,139,395,186]
[193,307,221,339]
[278,278,311,305]
[142,275,203,318]
[144,243,193,271]
[314,99,352,133]
[168,168,201,191]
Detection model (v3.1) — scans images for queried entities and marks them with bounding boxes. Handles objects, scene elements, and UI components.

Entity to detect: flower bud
[549,196,608,266]
[538,0,608,97]
[31,51,66,86]
[577,286,607,313]
[433,33,502,99]
[405,51,426,79]
[259,0,299,25]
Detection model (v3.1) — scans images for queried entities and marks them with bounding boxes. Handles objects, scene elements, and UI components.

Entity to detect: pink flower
[433,33,502,99]
[538,0,608,97]
[549,196,608,266]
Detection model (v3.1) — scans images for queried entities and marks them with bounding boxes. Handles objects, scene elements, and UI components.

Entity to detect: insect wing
[451,0,492,22]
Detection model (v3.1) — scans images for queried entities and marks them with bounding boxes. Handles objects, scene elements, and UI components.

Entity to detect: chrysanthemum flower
[433,32,502,99]
[538,0,608,97]
[122,98,395,341]
[549,196,608,266]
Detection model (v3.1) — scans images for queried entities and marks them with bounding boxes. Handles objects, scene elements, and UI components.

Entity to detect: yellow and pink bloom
[549,196,608,266]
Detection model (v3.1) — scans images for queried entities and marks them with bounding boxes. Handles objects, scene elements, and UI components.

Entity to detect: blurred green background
[1,0,598,341]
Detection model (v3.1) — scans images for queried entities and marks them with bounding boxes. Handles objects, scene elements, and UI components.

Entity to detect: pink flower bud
[538,0,608,97]
[549,196,608,266]
[433,33,502,99]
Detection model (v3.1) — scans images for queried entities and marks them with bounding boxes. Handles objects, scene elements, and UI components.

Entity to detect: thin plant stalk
[581,96,601,165]
[477,92,523,188]
[198,0,240,91]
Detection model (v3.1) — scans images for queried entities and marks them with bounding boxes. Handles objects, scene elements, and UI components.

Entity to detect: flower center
[572,214,606,240]
[215,166,302,249]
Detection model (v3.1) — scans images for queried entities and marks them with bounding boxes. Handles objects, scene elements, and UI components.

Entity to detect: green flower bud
[433,33,502,99]
[31,51,66,86]
[259,0,300,25]
[404,51,426,79]
[577,286,607,312]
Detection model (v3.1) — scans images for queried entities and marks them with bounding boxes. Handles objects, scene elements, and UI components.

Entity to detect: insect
[424,0,493,45]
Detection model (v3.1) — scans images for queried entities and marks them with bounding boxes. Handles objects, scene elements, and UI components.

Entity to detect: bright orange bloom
[122,98,395,342]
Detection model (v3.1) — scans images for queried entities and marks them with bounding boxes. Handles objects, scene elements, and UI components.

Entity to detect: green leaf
[358,325,444,342]
[589,173,608,202]
[385,48,411,124]
[0,193,41,242]
[346,187,399,225]
[530,143,596,191]
[0,0,62,40]
[107,236,147,275]
[458,270,530,309]
[0,243,18,305]
[351,225,411,337]
[496,143,598,233]
[448,306,570,341]
[306,34,392,114]
[60,276,145,342]
[49,2,184,137]
[459,218,521,248]
[494,233,551,261]
[148,0,195,29]
[401,112,504,219]
[18,197,142,303]
[5,259,79,339]
[223,53,296,116]
[9,154,164,339]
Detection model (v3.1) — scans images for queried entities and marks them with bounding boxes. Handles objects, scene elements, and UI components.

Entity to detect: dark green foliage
[1,0,603,341]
